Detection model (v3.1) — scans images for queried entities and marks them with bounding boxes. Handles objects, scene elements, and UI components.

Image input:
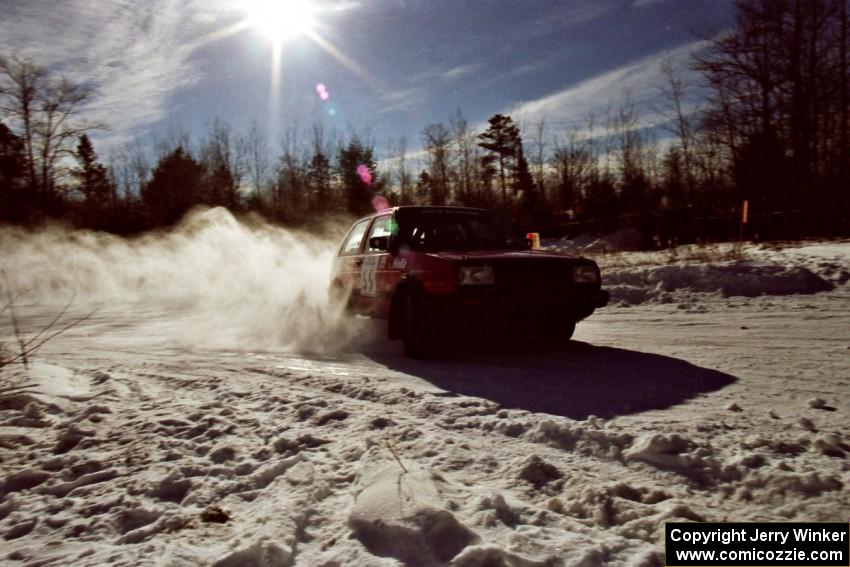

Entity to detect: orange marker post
[738,200,749,245]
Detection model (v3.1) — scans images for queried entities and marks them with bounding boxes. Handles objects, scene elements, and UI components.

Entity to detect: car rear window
[397,210,523,252]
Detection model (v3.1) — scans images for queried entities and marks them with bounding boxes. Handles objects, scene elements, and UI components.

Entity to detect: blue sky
[0,0,734,155]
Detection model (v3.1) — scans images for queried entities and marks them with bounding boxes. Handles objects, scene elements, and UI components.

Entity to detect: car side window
[340,219,371,255]
[365,214,392,253]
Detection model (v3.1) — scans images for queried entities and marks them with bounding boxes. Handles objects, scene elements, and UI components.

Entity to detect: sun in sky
[237,0,323,131]
[195,0,371,133]
[243,0,316,44]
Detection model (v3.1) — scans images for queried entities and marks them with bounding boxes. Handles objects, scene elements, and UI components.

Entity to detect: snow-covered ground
[1,212,848,566]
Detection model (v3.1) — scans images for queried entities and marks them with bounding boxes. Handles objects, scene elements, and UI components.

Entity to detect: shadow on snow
[366,340,737,420]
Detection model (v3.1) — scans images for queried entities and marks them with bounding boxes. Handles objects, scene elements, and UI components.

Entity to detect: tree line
[1,0,848,242]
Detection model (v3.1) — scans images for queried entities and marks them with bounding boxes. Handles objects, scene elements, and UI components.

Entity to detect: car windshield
[397,209,524,252]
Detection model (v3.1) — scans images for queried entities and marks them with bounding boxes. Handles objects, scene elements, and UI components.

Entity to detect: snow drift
[544,233,848,306]
[605,261,836,305]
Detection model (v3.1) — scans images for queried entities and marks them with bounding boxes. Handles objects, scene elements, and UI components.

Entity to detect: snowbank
[543,229,644,255]
[605,261,836,305]
[548,240,850,306]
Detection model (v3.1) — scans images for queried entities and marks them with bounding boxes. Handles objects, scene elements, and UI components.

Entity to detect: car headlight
[459,265,494,285]
[572,265,599,284]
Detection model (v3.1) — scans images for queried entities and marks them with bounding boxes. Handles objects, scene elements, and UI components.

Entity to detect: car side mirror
[369,236,389,251]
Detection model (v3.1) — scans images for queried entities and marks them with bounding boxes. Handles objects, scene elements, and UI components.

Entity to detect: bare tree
[307,122,333,212]
[1,273,97,372]
[245,119,269,200]
[0,54,44,195]
[611,96,654,212]
[199,118,245,209]
[838,0,848,191]
[450,109,477,205]
[530,117,548,195]
[656,58,697,201]
[551,128,594,212]
[277,125,305,218]
[693,0,850,213]
[388,135,413,205]
[151,120,192,164]
[613,97,644,186]
[422,122,452,205]
[0,53,100,209]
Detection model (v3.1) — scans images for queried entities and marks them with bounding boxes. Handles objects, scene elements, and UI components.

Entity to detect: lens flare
[372,195,390,212]
[357,164,373,186]
[315,83,330,101]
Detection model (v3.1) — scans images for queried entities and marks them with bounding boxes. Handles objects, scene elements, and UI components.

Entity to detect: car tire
[329,280,353,315]
[558,321,576,341]
[402,291,432,358]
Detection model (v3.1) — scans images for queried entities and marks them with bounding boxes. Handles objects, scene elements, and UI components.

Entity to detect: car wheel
[329,280,353,315]
[558,321,576,341]
[402,291,432,358]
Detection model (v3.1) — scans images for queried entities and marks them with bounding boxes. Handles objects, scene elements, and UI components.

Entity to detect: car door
[336,217,372,313]
[360,213,394,317]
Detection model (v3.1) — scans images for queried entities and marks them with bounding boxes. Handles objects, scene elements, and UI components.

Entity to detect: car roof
[356,205,489,223]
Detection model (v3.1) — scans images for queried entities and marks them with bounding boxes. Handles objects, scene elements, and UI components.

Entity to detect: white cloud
[0,0,239,148]
[377,62,482,115]
[504,40,709,132]
[511,0,621,43]
[377,86,428,114]
[441,63,479,80]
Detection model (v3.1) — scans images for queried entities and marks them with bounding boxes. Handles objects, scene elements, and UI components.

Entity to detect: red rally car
[331,206,609,357]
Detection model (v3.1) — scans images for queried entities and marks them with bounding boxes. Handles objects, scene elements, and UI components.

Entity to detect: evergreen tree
[583,175,618,220]
[338,137,379,216]
[514,144,547,226]
[0,122,28,221]
[73,134,114,227]
[307,151,332,213]
[206,162,238,210]
[141,146,205,227]
[661,146,686,208]
[415,170,432,204]
[477,114,521,211]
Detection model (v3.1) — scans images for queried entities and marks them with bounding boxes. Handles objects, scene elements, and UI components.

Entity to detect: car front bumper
[424,286,609,337]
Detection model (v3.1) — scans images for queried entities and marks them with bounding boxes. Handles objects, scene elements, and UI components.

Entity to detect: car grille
[491,261,574,293]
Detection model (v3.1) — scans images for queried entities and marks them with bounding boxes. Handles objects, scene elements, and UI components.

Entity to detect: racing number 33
[360,255,380,297]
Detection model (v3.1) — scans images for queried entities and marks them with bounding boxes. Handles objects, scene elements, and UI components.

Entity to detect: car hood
[427,249,583,262]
